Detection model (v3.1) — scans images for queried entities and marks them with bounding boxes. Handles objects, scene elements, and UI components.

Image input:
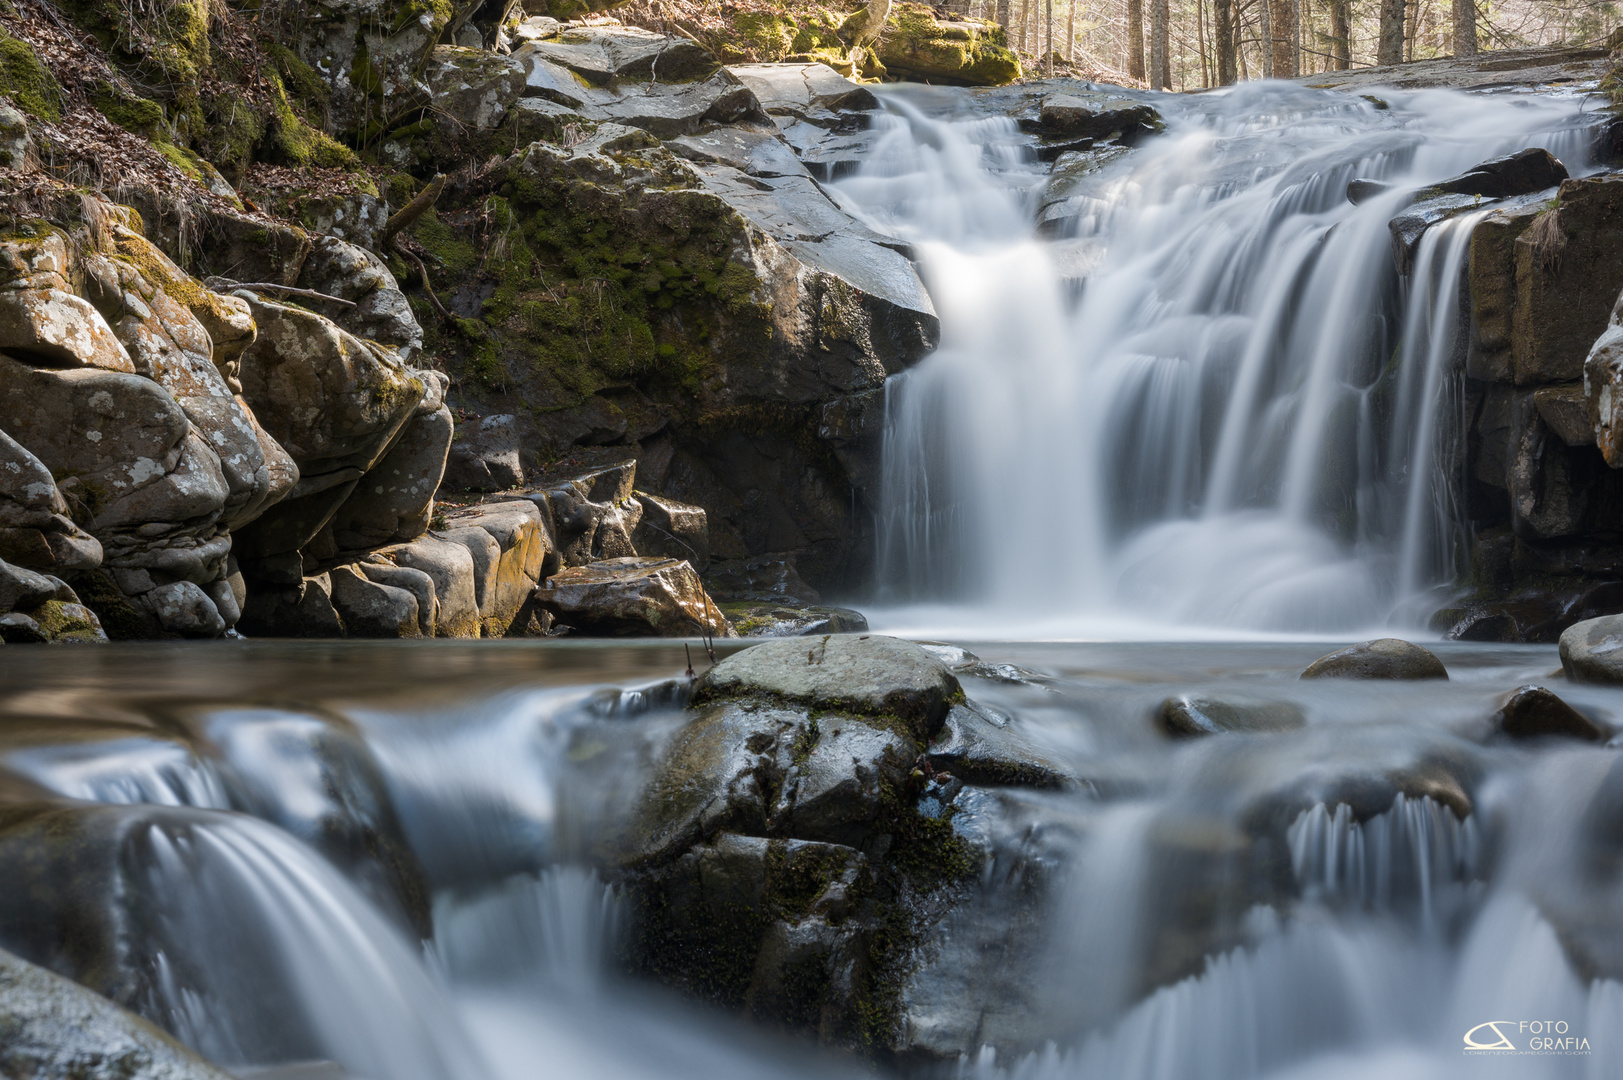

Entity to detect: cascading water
[848,82,1599,634]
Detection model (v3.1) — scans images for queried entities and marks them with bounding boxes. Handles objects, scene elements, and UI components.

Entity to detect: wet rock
[1493,684,1604,741]
[695,634,960,740]
[1584,284,1623,467]
[518,24,716,86]
[632,492,709,570]
[0,428,102,572]
[0,945,233,1080]
[771,717,913,846]
[1513,174,1623,386]
[1560,614,1623,683]
[441,413,529,493]
[537,556,728,638]
[927,701,1073,788]
[1426,147,1568,200]
[1159,694,1308,737]
[1300,638,1448,680]
[1389,192,1481,274]
[723,603,868,637]
[1467,195,1547,381]
[329,563,422,638]
[1036,144,1132,236]
[1038,92,1164,140]
[1534,383,1593,447]
[329,405,453,551]
[1346,178,1390,204]
[877,3,1021,85]
[705,552,822,604]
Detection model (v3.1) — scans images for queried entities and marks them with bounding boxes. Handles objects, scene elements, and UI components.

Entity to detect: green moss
[62,569,152,641]
[197,88,265,182]
[58,0,210,102]
[265,73,359,169]
[881,1,1022,86]
[27,600,104,643]
[0,34,63,122]
[734,12,798,61]
[87,81,164,136]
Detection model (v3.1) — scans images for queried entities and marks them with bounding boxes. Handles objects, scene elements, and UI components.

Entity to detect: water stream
[3,79,1622,1080]
[853,81,1599,636]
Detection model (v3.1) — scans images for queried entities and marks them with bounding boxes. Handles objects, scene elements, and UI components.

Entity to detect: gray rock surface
[1560,614,1623,684]
[928,701,1074,787]
[695,634,961,737]
[0,946,233,1080]
[537,556,727,637]
[1300,638,1449,680]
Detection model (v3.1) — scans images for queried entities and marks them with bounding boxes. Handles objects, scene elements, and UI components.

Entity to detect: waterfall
[850,83,1597,634]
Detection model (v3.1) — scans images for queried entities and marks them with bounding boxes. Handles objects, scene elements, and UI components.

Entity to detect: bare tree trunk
[1197,0,1210,85]
[1259,0,1273,76]
[1127,0,1146,81]
[1150,0,1167,86]
[1378,0,1405,64]
[1330,0,1350,68]
[1214,0,1237,82]
[1268,0,1297,76]
[996,0,1011,27]
[1046,0,1054,74]
[1451,0,1477,55]
[1067,0,1075,63]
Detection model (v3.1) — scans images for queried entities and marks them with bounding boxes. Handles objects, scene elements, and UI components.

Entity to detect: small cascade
[2,736,232,809]
[854,83,1598,634]
[127,810,483,1080]
[431,866,625,990]
[1287,795,1482,926]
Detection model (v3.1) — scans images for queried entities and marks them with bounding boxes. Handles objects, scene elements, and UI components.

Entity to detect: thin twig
[393,235,454,323]
[219,282,357,307]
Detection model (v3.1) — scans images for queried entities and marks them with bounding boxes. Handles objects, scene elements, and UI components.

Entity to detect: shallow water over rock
[0,637,1619,1079]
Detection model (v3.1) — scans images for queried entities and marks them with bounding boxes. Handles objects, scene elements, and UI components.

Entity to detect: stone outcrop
[536,556,728,637]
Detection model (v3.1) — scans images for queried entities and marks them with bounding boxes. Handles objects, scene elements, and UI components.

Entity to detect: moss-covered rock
[879,2,1020,85]
[58,0,210,104]
[0,33,63,122]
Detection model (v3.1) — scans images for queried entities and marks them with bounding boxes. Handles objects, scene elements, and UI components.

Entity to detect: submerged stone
[1300,638,1449,680]
[1158,695,1307,738]
[1494,684,1605,741]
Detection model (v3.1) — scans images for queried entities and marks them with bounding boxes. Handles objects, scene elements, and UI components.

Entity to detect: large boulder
[694,633,961,741]
[516,24,716,86]
[1158,694,1307,737]
[1560,614,1623,683]
[1038,92,1164,140]
[288,0,451,134]
[0,945,233,1080]
[1493,684,1605,741]
[81,224,297,532]
[536,556,729,637]
[328,404,453,551]
[0,359,236,636]
[1511,174,1623,386]
[1425,147,1568,200]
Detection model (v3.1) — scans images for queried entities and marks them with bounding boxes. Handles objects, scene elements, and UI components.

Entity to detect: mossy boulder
[0,34,63,122]
[878,2,1021,86]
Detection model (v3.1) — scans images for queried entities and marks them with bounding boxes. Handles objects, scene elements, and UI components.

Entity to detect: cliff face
[0,0,961,640]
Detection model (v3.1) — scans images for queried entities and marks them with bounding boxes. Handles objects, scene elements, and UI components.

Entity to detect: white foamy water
[850,81,1597,637]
